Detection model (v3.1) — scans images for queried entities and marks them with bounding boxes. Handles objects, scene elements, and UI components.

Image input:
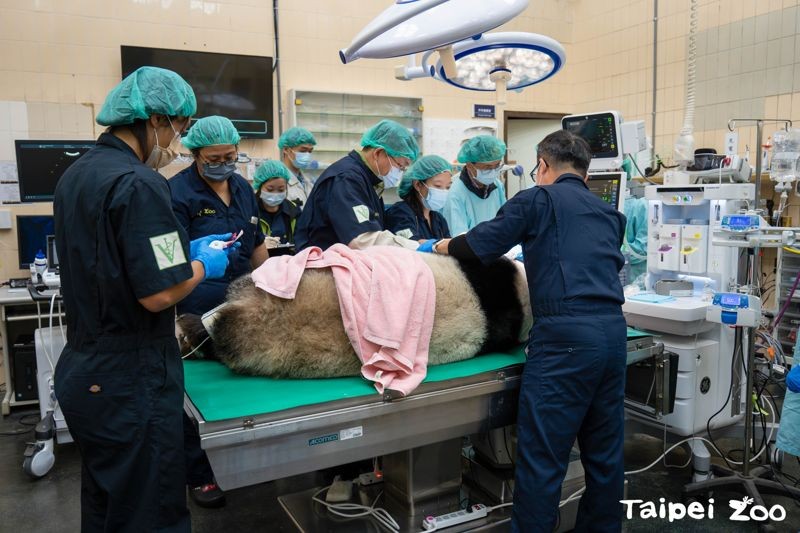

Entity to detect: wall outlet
[725,131,738,156]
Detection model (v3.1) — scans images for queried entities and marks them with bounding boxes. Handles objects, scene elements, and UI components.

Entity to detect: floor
[0,408,798,532]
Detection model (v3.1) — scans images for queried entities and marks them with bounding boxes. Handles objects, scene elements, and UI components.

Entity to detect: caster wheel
[23,440,55,478]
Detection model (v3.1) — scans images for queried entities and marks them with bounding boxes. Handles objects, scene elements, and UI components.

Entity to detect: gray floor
[0,408,798,532]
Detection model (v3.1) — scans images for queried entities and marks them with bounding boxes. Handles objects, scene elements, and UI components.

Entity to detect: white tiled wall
[0,0,577,160]
[569,0,800,164]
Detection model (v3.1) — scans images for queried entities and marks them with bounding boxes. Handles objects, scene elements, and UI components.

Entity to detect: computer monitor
[586,172,625,212]
[121,46,274,139]
[561,111,623,171]
[15,140,95,202]
[16,215,55,269]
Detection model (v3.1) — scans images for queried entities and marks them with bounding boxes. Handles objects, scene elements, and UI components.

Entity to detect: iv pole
[682,119,800,531]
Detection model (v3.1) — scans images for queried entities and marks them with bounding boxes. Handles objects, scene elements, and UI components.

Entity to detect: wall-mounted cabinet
[287,90,423,166]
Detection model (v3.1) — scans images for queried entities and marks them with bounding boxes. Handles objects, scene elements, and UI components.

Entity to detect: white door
[505,118,562,198]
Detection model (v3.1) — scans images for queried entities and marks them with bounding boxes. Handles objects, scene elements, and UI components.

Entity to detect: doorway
[504,111,567,198]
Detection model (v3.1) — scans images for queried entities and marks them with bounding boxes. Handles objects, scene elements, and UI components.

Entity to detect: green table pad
[185,329,650,422]
[626,327,651,339]
[184,348,526,422]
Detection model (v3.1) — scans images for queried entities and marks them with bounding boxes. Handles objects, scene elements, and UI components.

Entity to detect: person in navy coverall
[423,130,628,532]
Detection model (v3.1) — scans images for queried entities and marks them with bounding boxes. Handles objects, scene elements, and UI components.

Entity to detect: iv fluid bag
[770,128,800,180]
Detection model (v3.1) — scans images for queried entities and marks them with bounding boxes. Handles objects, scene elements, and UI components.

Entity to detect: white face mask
[261,190,286,207]
[145,118,181,169]
[422,185,449,212]
[474,166,501,186]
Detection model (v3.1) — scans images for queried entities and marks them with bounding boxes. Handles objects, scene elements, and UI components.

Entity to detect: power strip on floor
[422,503,488,530]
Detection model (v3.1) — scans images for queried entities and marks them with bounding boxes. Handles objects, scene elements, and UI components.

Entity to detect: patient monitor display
[562,111,623,171]
[586,172,625,212]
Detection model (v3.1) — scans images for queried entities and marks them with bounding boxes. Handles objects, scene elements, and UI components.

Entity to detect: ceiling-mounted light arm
[395,54,435,80]
[489,67,512,105]
[436,45,457,78]
[339,0,450,64]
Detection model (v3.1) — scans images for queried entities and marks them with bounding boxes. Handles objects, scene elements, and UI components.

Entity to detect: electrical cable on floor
[771,464,800,507]
[0,412,38,437]
[311,483,400,533]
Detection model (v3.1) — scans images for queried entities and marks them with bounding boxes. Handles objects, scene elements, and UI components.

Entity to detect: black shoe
[189,482,227,508]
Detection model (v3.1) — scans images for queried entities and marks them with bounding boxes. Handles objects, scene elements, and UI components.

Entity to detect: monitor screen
[17,215,55,269]
[15,140,95,202]
[586,172,625,211]
[47,235,58,270]
[562,112,620,159]
[121,46,274,139]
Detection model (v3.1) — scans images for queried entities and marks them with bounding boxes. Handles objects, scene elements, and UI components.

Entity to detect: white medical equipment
[624,183,755,438]
[706,293,761,328]
[24,322,69,478]
[341,0,528,78]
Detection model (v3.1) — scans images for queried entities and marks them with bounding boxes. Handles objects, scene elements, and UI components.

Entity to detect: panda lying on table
[176,254,532,378]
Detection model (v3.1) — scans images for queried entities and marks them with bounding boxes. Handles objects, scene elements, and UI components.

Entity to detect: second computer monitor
[586,172,625,212]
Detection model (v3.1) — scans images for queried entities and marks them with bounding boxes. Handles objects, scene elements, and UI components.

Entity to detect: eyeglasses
[202,152,239,165]
[529,158,547,180]
[389,154,409,172]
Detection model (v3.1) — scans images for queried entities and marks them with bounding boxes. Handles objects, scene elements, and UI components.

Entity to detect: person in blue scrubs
[54,67,231,532]
[279,127,317,208]
[253,160,302,249]
[425,130,627,532]
[621,159,648,284]
[385,154,452,241]
[294,119,420,251]
[442,135,507,235]
[168,115,266,508]
[170,115,267,317]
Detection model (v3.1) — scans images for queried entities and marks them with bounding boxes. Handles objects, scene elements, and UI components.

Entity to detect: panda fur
[177,255,531,378]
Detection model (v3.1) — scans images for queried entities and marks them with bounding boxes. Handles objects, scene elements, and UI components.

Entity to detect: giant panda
[177,254,532,379]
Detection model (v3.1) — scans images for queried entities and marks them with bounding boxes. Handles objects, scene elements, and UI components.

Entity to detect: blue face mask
[474,167,500,186]
[423,185,449,211]
[293,151,313,169]
[382,166,403,188]
[261,190,286,206]
[376,151,404,188]
[202,161,237,182]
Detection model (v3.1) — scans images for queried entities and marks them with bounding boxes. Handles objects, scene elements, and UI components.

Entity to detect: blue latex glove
[190,233,242,257]
[190,237,230,280]
[787,365,800,393]
[190,233,232,258]
[417,239,437,253]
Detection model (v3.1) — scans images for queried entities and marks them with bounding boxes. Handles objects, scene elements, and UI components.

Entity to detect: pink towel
[252,244,436,396]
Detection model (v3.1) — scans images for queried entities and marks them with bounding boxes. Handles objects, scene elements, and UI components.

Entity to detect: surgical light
[340,0,529,78]
[410,32,565,105]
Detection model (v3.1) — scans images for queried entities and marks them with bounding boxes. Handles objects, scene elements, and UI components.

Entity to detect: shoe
[189,482,227,508]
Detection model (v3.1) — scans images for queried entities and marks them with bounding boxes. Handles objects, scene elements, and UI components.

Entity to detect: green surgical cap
[278,127,317,150]
[253,160,292,190]
[457,135,506,164]
[96,66,196,126]
[398,155,452,198]
[182,116,241,150]
[361,119,420,161]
